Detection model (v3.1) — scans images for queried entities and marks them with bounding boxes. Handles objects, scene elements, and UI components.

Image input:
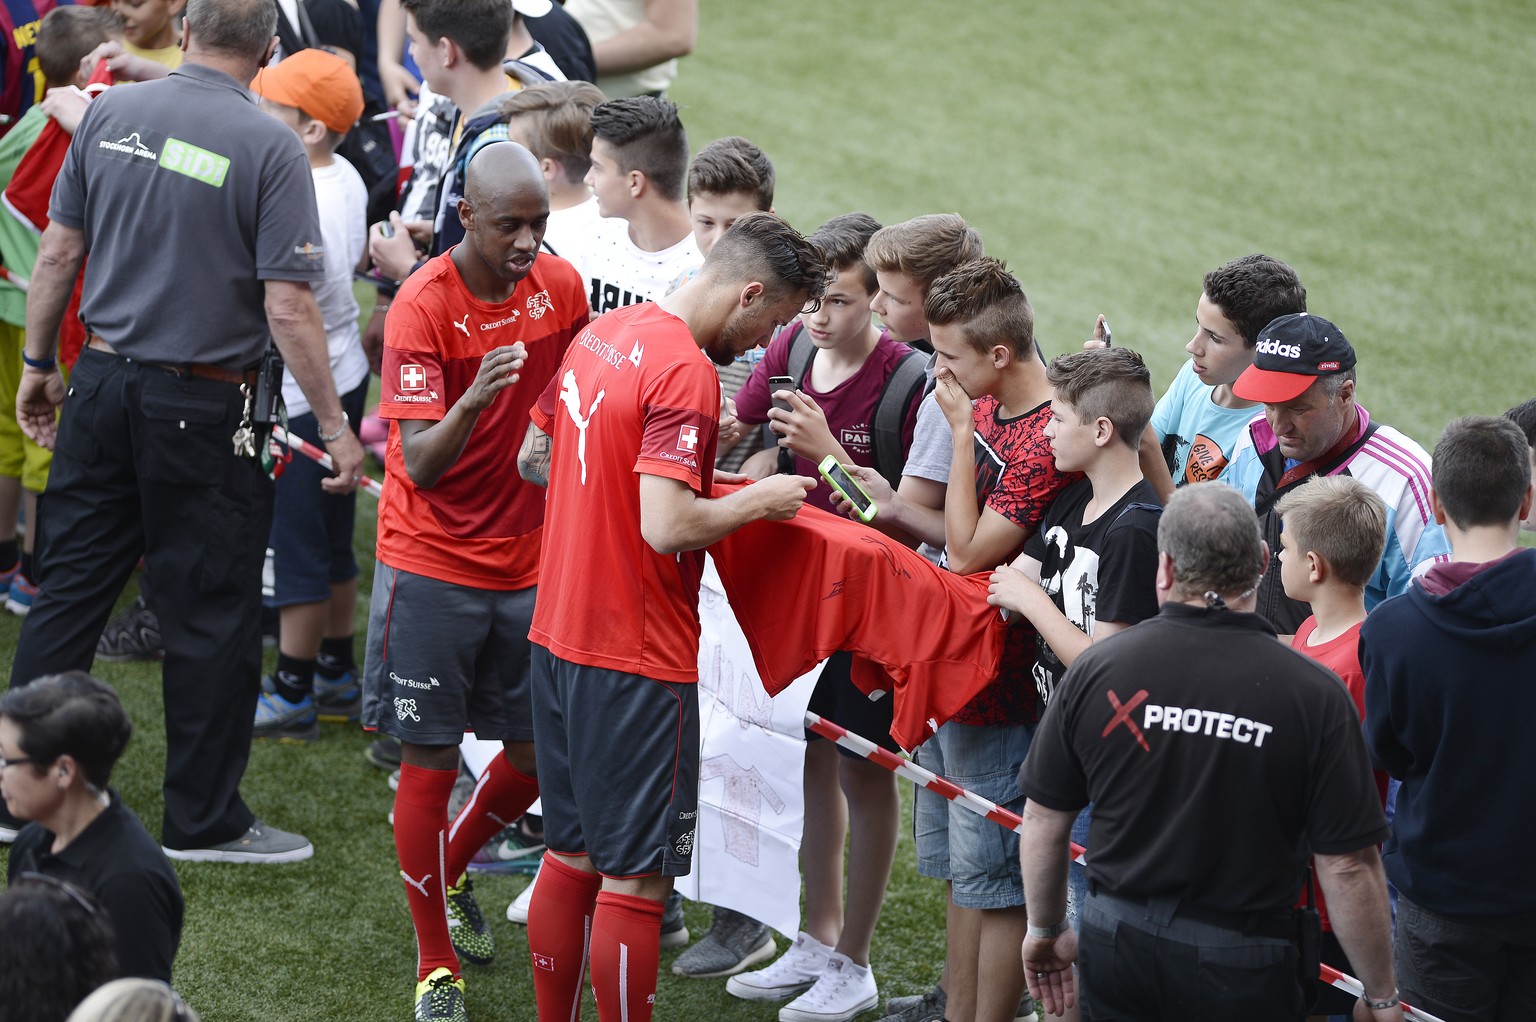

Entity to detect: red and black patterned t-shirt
[951,396,1079,727]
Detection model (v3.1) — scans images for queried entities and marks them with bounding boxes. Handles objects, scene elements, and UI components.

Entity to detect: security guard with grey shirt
[9,0,364,863]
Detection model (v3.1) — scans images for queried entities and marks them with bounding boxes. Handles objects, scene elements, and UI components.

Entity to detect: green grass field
[4,0,1536,1018]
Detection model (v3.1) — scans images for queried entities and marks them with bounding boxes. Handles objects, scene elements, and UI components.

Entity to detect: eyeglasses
[17,871,99,916]
[0,754,41,771]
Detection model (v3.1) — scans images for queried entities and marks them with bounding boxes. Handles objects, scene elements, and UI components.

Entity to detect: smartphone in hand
[819,455,877,523]
[769,375,795,415]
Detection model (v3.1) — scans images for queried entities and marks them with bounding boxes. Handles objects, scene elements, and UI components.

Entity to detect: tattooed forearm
[518,422,552,487]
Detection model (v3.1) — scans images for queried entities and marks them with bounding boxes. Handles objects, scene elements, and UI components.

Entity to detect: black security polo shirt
[8,791,184,982]
[1020,602,1388,916]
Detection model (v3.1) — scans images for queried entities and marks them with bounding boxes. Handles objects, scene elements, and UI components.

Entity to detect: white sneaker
[507,866,538,924]
[726,931,834,1002]
[779,952,879,1022]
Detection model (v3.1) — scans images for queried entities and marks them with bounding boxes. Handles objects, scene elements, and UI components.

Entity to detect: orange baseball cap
[251,49,364,135]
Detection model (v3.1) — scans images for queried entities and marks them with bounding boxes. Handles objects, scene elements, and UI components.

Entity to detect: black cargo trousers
[11,345,271,849]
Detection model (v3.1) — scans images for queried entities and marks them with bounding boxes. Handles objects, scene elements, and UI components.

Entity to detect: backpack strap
[786,323,815,388]
[871,350,928,489]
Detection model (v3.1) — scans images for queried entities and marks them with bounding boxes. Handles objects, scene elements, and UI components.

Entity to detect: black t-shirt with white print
[1022,478,1162,704]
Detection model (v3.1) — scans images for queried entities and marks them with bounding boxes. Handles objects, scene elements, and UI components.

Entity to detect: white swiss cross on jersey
[400,364,427,391]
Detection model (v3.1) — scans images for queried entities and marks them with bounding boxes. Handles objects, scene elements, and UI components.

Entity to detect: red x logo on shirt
[1103,689,1151,752]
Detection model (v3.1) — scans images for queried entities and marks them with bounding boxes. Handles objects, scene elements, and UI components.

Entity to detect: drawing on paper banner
[700,754,785,866]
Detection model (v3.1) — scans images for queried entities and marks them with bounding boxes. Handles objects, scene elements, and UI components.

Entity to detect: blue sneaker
[314,669,361,723]
[0,560,18,600]
[253,677,319,742]
[4,573,36,616]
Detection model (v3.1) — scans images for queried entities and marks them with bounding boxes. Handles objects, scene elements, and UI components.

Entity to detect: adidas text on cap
[1233,313,1357,404]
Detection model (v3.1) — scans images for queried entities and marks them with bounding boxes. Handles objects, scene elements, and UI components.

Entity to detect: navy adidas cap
[1233,313,1357,403]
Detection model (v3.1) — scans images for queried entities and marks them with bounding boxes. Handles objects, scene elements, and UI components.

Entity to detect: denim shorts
[913,719,1033,909]
[265,379,367,606]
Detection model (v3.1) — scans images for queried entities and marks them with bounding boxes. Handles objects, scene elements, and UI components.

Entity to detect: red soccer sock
[590,891,665,1022]
[528,852,603,1020]
[394,763,460,982]
[445,754,540,883]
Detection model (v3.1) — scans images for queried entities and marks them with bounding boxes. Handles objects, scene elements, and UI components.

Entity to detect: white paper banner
[674,556,822,937]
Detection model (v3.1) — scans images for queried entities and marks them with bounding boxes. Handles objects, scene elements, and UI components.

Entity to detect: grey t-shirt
[902,392,953,564]
[51,63,325,368]
[903,391,952,483]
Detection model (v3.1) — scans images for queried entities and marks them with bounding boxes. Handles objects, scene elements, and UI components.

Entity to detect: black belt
[1090,883,1296,940]
[87,335,258,386]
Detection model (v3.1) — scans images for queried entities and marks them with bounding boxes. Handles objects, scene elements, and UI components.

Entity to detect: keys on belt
[232,384,256,457]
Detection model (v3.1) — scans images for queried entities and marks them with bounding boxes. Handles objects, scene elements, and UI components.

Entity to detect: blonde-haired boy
[1276,473,1391,1018]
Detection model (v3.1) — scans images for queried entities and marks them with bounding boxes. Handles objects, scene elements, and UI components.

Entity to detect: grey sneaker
[448,767,476,821]
[879,985,946,1022]
[672,906,776,978]
[95,596,163,661]
[163,820,313,863]
[661,889,689,948]
[366,736,402,770]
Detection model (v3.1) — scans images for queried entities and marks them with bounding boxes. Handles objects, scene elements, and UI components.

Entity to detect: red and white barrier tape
[804,710,1443,1022]
[0,265,28,292]
[272,424,383,499]
[1320,965,1446,1022]
[804,710,1084,862]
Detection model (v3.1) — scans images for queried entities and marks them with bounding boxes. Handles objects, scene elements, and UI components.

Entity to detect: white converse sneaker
[725,931,834,1002]
[779,952,879,1022]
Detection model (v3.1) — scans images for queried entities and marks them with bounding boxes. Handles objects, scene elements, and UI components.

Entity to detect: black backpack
[773,323,928,489]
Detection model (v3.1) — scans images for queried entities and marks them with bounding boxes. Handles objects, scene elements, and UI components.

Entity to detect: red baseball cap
[1232,313,1357,404]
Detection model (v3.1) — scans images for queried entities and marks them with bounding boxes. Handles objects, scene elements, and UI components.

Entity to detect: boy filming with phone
[724,213,923,1021]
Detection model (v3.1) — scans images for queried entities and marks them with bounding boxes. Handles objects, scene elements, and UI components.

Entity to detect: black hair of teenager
[1202,254,1307,346]
[1433,415,1532,528]
[401,0,512,71]
[0,881,118,1022]
[0,671,132,789]
[1505,398,1536,448]
[590,96,690,202]
[809,213,881,294]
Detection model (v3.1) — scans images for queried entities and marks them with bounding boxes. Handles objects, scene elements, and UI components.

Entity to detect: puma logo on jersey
[559,370,606,484]
[454,314,471,337]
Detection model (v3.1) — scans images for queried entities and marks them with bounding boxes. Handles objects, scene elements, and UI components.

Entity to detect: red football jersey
[376,250,587,590]
[529,302,721,683]
[709,491,1008,750]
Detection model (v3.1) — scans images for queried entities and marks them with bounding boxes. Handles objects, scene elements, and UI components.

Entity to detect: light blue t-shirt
[1149,360,1261,485]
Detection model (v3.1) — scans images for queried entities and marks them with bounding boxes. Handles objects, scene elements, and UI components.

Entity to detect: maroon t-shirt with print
[734,325,921,513]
